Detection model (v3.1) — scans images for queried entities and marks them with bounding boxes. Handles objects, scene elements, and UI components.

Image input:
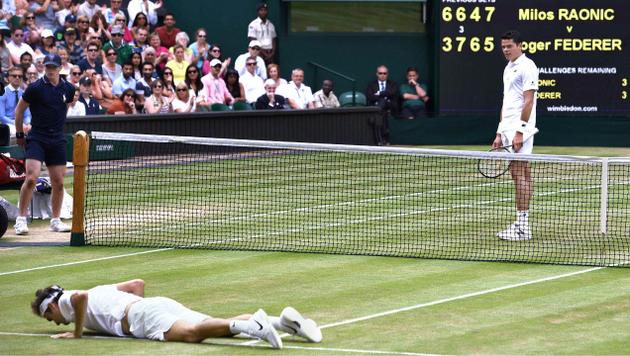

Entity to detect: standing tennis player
[13,53,76,235]
[32,279,322,349]
[493,30,538,241]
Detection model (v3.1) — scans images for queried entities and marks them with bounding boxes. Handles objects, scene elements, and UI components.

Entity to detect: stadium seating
[339,91,367,107]
[232,102,253,111]
[211,103,230,111]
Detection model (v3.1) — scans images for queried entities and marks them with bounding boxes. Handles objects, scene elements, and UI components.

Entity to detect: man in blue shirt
[14,53,75,235]
[0,66,31,135]
[112,61,137,96]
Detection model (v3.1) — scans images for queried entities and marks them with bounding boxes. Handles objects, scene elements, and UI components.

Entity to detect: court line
[0,332,438,355]
[0,248,172,277]
[241,265,609,346]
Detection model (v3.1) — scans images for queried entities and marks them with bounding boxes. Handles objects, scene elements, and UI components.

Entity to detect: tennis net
[80,131,630,267]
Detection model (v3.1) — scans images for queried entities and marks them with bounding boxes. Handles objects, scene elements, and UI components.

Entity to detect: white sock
[229,319,254,335]
[517,210,529,225]
[269,316,292,334]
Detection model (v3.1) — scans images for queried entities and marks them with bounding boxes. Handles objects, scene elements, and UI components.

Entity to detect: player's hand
[492,135,502,150]
[512,132,524,152]
[51,332,78,339]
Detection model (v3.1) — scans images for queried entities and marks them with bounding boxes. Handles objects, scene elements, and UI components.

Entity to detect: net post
[70,130,89,246]
[600,158,609,235]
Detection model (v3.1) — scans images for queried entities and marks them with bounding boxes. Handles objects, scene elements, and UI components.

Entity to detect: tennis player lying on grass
[31,279,322,349]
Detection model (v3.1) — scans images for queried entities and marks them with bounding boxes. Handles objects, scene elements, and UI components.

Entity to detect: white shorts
[501,130,534,154]
[127,297,210,341]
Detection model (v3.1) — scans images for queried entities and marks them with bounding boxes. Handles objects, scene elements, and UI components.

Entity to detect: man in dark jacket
[365,65,399,145]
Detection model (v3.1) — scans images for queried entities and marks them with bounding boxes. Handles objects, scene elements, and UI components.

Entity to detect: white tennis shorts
[127,297,210,341]
[501,130,534,154]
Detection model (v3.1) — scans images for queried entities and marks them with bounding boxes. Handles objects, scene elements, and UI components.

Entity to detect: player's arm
[116,279,145,297]
[14,98,30,147]
[52,291,88,339]
[492,108,503,149]
[513,89,536,151]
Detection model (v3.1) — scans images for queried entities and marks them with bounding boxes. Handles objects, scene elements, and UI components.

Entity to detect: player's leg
[15,138,45,235]
[497,135,533,240]
[45,139,70,232]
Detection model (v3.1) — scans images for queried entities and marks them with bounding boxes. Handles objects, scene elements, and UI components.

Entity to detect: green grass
[1,249,630,354]
[1,145,629,354]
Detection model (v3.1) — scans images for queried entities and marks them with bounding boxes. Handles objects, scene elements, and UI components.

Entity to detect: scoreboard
[438,0,630,116]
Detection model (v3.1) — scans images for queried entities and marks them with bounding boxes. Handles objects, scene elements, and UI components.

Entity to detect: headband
[39,285,63,317]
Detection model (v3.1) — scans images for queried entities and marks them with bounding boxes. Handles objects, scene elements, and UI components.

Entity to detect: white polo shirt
[247,17,276,50]
[285,81,314,109]
[58,285,142,337]
[500,53,538,133]
[239,71,265,103]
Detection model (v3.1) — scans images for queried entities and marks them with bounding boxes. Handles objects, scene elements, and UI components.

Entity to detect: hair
[89,11,107,31]
[501,30,523,44]
[120,88,135,100]
[20,52,32,61]
[141,46,156,62]
[175,32,189,45]
[184,64,203,94]
[151,78,164,90]
[291,68,304,76]
[406,66,418,74]
[173,44,185,53]
[8,66,22,75]
[122,60,134,69]
[164,12,176,20]
[132,12,148,28]
[141,60,154,69]
[18,12,34,29]
[31,286,63,317]
[195,28,207,40]
[267,63,280,79]
[87,41,100,50]
[264,79,276,87]
[130,51,142,62]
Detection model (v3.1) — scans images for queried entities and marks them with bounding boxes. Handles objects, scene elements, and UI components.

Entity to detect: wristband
[16,132,24,139]
[516,120,528,133]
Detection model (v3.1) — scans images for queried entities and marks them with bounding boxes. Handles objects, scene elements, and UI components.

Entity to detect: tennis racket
[478,145,512,179]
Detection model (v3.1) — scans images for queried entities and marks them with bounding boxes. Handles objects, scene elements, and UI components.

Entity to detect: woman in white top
[267,63,288,97]
[172,83,196,113]
[67,88,86,117]
[145,79,172,114]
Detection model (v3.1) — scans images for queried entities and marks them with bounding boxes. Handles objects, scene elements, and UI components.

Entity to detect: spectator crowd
[0,0,428,127]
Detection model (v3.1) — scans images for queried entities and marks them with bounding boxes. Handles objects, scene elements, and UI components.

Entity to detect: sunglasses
[154,85,163,88]
[8,74,21,78]
[251,47,261,50]
[26,16,34,19]
[112,33,123,37]
[198,34,206,38]
[71,72,81,76]
[176,88,187,92]
[212,49,220,52]
[14,33,23,37]
[164,72,172,75]
[107,52,117,56]
[79,21,89,24]
[187,71,198,74]
[378,72,388,75]
[124,94,134,98]
[27,72,38,76]
[246,62,256,66]
[87,48,98,52]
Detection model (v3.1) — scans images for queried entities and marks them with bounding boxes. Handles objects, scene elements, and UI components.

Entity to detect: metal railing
[308,61,357,106]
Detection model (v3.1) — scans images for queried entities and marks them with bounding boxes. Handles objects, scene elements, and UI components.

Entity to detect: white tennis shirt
[500,53,538,133]
[58,285,142,337]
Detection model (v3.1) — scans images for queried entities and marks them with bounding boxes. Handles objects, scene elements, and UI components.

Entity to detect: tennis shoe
[497,222,531,241]
[280,306,323,343]
[50,218,71,233]
[249,309,283,349]
[14,216,28,235]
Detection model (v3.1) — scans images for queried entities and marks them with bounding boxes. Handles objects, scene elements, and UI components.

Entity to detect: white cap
[41,29,54,38]
[209,58,222,67]
[248,40,262,48]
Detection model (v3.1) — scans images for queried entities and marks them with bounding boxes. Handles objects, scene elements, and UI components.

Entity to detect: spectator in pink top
[201,58,234,105]
[149,32,170,72]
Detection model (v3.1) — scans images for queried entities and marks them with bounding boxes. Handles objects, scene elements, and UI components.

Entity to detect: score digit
[623,78,628,87]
